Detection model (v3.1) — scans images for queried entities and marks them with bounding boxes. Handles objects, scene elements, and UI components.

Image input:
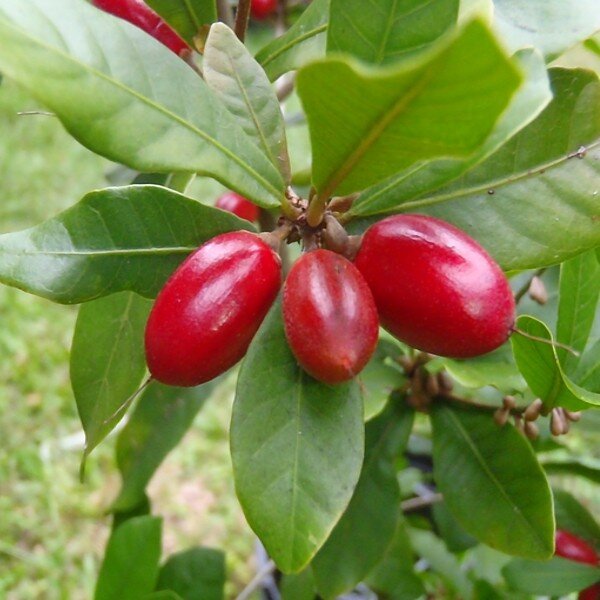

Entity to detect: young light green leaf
[145,0,216,46]
[553,489,600,550]
[95,516,162,600]
[256,0,329,81]
[312,403,415,599]
[502,557,600,596]
[0,0,284,206]
[328,0,459,65]
[0,186,253,304]
[512,315,600,411]
[156,547,225,600]
[71,292,152,461]
[204,23,291,181]
[231,300,365,574]
[431,405,554,559]
[297,20,522,199]
[112,380,221,512]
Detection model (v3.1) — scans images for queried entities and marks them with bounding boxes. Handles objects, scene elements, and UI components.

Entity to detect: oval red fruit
[216,192,260,223]
[145,231,281,386]
[579,584,599,600]
[354,214,515,358]
[251,0,278,20]
[555,529,599,566]
[283,249,379,384]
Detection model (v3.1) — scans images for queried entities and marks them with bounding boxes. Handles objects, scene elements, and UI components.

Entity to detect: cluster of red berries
[145,192,516,387]
[555,529,600,600]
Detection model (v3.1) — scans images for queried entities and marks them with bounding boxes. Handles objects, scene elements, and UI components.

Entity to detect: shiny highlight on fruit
[216,192,260,223]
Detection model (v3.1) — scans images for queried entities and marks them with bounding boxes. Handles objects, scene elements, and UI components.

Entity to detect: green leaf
[493,0,600,61]
[553,489,600,550]
[351,48,551,216]
[297,20,522,199]
[256,0,329,82]
[432,502,477,553]
[328,0,459,65]
[112,495,151,531]
[431,405,554,559]
[0,0,284,206]
[95,516,162,600]
[365,519,425,600]
[145,592,183,600]
[145,0,216,46]
[543,459,600,485]
[0,185,253,304]
[112,380,220,512]
[231,300,365,573]
[512,315,600,410]
[502,557,600,596]
[312,402,414,599]
[280,569,316,600]
[156,547,225,600]
[204,23,291,181]
[70,292,152,461]
[557,250,600,372]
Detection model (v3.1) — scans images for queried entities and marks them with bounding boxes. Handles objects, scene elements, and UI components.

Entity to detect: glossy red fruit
[145,231,281,386]
[283,249,379,384]
[216,192,260,223]
[92,0,189,55]
[555,529,599,566]
[579,584,600,600]
[354,214,515,358]
[251,0,278,20]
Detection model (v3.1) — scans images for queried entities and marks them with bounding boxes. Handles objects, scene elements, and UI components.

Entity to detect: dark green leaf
[156,547,225,600]
[256,0,329,81]
[432,502,477,553]
[431,405,554,559]
[145,0,216,46]
[0,186,253,304]
[71,292,152,461]
[0,0,284,206]
[312,402,414,598]
[204,23,291,180]
[112,380,220,512]
[328,0,459,65]
[297,20,521,199]
[543,459,600,485]
[95,516,162,600]
[145,593,183,600]
[231,300,365,573]
[502,557,600,595]
[280,569,316,600]
[553,489,600,551]
[112,495,151,531]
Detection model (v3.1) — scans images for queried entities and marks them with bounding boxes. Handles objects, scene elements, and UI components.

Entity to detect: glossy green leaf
[328,0,459,65]
[112,380,220,512]
[432,502,477,553]
[145,593,183,600]
[312,403,414,599]
[557,251,600,372]
[145,0,216,46]
[156,547,225,600]
[493,0,600,60]
[431,405,554,559]
[543,459,600,485]
[553,489,600,550]
[297,20,521,199]
[502,557,600,595]
[351,48,551,216]
[231,300,365,573]
[70,292,152,461]
[256,0,329,81]
[280,569,316,600]
[0,186,253,304]
[95,516,162,600]
[572,336,600,393]
[365,519,425,600]
[204,23,291,181]
[0,0,284,206]
[512,315,600,410]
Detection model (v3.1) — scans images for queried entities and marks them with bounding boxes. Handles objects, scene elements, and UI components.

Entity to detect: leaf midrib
[259,24,328,67]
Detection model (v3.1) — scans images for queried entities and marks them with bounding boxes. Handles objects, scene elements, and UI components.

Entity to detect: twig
[234,0,252,42]
[235,559,276,600]
[216,0,234,27]
[276,73,296,102]
[401,493,443,512]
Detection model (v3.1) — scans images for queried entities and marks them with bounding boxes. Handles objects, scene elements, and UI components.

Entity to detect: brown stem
[401,493,444,512]
[216,0,234,27]
[234,0,252,42]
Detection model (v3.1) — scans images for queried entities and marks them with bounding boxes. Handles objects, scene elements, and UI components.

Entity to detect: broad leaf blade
[297,20,522,198]
[553,489,600,551]
[256,0,329,82]
[70,292,152,459]
[95,516,162,600]
[0,0,284,206]
[112,380,220,512]
[431,405,554,559]
[312,402,415,599]
[0,186,253,304]
[231,300,365,573]
[204,23,291,181]
[328,0,459,65]
[145,0,216,46]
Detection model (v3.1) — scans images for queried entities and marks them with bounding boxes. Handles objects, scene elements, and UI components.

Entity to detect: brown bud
[502,395,517,410]
[524,398,543,422]
[494,407,509,427]
[328,194,358,214]
[398,355,414,373]
[524,421,539,440]
[550,408,567,436]
[528,276,549,305]
[425,373,440,397]
[437,371,454,392]
[322,214,350,255]
[513,414,525,435]
[564,410,582,422]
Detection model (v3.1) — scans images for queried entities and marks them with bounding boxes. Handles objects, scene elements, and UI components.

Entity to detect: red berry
[579,584,600,600]
[555,529,599,566]
[354,214,515,359]
[283,249,379,384]
[145,231,281,386]
[92,0,189,55]
[251,0,278,20]
[215,192,260,223]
